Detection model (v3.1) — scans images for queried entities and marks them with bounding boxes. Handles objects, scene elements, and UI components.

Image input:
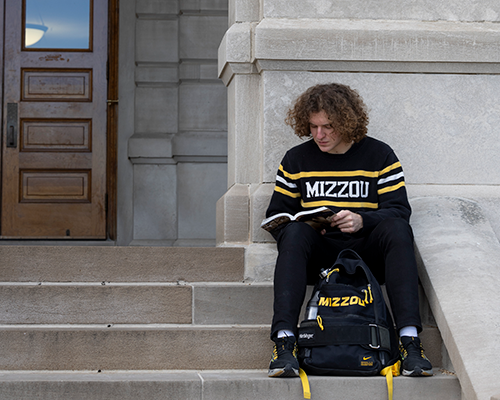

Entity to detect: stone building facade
[118,0,230,246]
[1,0,499,253]
[217,0,500,280]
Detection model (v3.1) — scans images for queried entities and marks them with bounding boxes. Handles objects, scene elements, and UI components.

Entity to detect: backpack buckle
[369,324,381,349]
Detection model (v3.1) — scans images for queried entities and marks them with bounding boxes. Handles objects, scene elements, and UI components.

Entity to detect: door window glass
[24,0,91,49]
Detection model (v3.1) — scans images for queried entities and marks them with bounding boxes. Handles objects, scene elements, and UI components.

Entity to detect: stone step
[0,282,273,325]
[0,245,448,378]
[0,281,435,327]
[0,325,270,370]
[0,324,443,371]
[0,370,461,400]
[0,246,244,282]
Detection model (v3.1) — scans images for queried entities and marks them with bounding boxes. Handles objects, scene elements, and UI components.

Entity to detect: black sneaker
[268,336,300,378]
[399,336,433,377]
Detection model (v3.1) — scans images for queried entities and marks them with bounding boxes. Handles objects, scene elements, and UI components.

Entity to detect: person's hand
[330,210,363,233]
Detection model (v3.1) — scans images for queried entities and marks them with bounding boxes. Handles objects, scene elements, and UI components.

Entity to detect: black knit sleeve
[357,150,411,232]
[265,152,303,219]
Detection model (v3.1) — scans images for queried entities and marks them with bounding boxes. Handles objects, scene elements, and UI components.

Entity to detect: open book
[261,206,336,232]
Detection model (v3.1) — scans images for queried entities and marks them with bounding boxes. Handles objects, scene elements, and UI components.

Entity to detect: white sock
[277,329,295,338]
[399,326,418,338]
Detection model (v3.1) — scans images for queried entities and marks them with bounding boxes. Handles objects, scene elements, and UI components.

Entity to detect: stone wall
[217,0,500,279]
[117,0,229,245]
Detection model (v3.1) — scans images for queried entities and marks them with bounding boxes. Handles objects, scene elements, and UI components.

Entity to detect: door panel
[22,69,92,101]
[21,119,91,152]
[2,0,107,238]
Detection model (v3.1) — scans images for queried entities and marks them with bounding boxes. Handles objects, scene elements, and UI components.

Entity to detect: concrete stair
[0,245,461,399]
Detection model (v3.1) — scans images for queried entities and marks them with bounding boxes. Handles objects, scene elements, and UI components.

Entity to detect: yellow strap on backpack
[299,368,311,399]
[299,361,399,400]
[380,361,401,400]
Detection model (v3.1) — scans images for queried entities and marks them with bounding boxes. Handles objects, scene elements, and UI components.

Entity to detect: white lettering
[349,181,360,198]
[305,180,370,199]
[338,181,349,198]
[306,181,319,198]
[299,333,315,340]
[325,181,337,197]
[361,182,369,198]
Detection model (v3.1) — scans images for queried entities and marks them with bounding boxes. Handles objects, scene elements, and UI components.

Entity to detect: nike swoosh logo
[363,357,372,361]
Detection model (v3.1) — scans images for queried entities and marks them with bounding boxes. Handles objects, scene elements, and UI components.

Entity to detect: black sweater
[265,137,411,237]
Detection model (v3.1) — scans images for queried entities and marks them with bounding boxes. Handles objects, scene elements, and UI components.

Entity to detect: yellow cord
[367,284,374,303]
[326,268,339,279]
[316,315,324,331]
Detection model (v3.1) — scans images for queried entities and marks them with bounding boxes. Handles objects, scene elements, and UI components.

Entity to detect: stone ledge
[255,19,500,63]
[218,18,500,85]
[0,370,460,400]
[128,133,174,159]
[218,22,258,85]
[411,196,500,400]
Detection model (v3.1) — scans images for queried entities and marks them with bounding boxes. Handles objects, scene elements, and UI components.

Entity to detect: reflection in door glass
[25,0,91,49]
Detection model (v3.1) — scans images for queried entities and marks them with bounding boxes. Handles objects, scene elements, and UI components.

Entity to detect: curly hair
[285,83,369,143]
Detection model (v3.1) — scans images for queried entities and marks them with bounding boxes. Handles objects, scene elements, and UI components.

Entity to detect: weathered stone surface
[0,326,270,370]
[261,0,500,22]
[177,162,228,240]
[134,86,178,133]
[135,19,179,63]
[136,0,179,15]
[203,370,460,400]
[179,82,227,131]
[0,371,201,400]
[229,0,260,24]
[133,164,178,240]
[128,133,174,159]
[255,19,500,64]
[0,285,192,324]
[180,15,228,60]
[123,0,229,245]
[228,74,262,185]
[193,283,273,324]
[261,71,500,186]
[0,246,244,282]
[216,184,250,245]
[412,196,500,400]
[0,370,460,400]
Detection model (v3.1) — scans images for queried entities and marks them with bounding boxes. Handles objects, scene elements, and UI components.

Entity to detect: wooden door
[2,0,107,238]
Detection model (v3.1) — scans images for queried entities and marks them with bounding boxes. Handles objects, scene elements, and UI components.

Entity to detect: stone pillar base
[216,183,279,281]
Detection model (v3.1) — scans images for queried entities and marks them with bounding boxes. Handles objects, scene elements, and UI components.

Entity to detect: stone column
[217,0,500,281]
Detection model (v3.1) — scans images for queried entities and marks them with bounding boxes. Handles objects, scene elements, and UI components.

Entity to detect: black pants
[271,218,422,338]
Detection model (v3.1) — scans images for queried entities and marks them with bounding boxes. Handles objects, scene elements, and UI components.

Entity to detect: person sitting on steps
[264,82,433,378]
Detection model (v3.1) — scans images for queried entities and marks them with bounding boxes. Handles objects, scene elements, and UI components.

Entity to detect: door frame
[0,0,119,240]
[106,0,118,240]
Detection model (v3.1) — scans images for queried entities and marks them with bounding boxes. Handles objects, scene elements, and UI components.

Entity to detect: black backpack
[297,249,400,376]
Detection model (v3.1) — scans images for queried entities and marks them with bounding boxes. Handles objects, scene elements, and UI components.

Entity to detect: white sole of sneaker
[402,367,434,377]
[268,365,299,378]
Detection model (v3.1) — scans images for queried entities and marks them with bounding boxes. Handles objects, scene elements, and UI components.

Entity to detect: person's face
[309,110,351,154]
